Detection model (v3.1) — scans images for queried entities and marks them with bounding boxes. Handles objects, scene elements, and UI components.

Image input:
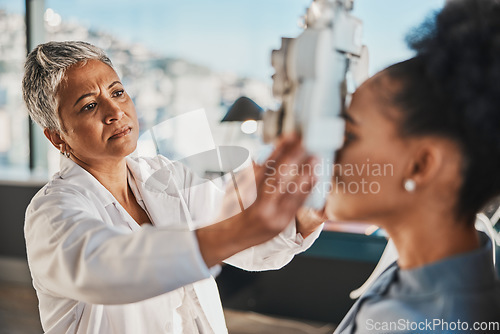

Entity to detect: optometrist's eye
[112,89,124,97]
[82,102,97,112]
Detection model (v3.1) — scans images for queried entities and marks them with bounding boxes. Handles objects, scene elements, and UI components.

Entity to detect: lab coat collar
[58,155,186,229]
[58,155,117,207]
[57,155,174,208]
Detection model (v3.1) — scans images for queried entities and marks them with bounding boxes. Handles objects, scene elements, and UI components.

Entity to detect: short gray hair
[22,41,113,131]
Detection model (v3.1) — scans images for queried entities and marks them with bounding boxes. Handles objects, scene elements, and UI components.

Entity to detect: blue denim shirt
[335,233,500,334]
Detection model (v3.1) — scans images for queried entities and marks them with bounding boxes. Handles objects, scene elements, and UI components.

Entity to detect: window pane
[352,0,445,74]
[43,0,312,164]
[0,0,29,174]
[41,0,444,168]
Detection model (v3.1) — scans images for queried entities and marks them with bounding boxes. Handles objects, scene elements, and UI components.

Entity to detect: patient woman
[328,0,500,332]
[22,41,324,333]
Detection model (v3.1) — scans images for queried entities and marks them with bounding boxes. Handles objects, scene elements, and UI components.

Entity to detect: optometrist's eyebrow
[73,81,122,107]
[108,81,121,89]
[73,92,96,107]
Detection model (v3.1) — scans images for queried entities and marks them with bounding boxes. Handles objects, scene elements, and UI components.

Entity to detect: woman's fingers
[277,155,317,208]
[260,139,315,199]
[259,156,317,233]
[245,133,319,236]
[256,134,300,186]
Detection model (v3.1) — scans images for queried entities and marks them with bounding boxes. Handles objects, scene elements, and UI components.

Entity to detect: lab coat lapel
[126,156,188,228]
[127,156,226,333]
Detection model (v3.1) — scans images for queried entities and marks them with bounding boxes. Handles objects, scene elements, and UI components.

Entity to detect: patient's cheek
[323,181,365,222]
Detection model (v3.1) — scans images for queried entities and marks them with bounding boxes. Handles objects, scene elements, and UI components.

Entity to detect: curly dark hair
[384,0,500,223]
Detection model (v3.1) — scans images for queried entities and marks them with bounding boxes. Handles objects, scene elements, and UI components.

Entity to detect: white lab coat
[24,155,323,334]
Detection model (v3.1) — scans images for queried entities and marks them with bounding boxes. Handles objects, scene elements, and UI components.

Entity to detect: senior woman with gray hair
[22,41,324,334]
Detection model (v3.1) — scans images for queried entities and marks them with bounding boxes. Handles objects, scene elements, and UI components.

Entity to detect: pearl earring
[404,179,416,192]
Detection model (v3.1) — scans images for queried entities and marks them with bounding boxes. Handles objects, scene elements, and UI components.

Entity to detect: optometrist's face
[56,59,139,166]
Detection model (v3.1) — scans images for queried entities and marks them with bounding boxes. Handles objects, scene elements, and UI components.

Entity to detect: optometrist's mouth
[109,126,132,140]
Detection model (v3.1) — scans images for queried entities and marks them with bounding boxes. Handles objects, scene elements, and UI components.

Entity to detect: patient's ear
[404,141,443,190]
[43,128,66,151]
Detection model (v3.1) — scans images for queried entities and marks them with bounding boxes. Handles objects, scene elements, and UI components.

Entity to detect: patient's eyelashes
[343,131,358,146]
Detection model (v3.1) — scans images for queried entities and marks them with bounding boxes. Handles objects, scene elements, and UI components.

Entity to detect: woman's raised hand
[196,134,317,267]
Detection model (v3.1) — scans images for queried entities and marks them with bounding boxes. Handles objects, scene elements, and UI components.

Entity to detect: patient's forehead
[350,70,403,124]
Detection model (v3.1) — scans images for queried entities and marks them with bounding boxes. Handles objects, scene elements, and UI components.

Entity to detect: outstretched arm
[195,135,317,268]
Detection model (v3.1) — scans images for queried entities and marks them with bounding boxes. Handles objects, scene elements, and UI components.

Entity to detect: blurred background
[0,1,449,333]
[0,0,445,177]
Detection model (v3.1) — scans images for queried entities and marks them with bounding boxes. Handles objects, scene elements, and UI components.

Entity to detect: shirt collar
[125,155,174,194]
[396,232,497,293]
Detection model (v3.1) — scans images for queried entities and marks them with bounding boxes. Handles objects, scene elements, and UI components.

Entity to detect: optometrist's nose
[103,100,124,124]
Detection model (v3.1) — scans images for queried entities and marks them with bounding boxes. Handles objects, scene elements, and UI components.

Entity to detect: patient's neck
[384,211,479,270]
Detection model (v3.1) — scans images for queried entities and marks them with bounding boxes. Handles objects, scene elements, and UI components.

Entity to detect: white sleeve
[223,221,324,271]
[172,158,324,271]
[24,187,211,305]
